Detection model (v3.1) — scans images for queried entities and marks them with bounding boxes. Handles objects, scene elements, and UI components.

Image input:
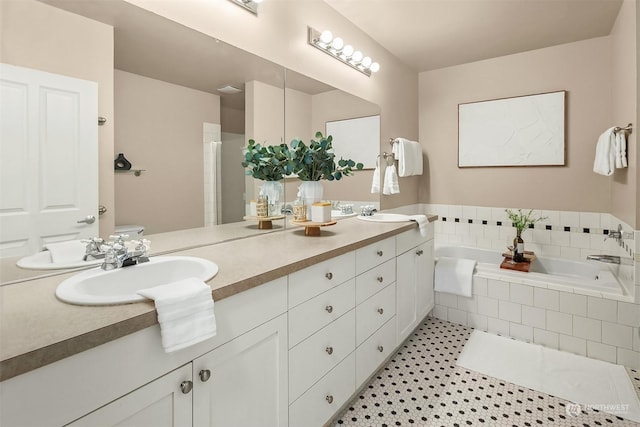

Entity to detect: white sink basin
[356,213,412,223]
[56,256,219,306]
[17,251,103,270]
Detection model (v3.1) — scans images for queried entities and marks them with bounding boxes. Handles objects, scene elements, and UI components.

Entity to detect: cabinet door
[67,364,192,427]
[193,313,288,427]
[396,248,418,343]
[416,240,434,320]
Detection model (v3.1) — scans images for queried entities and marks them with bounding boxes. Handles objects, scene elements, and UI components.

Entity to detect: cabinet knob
[325,272,333,280]
[376,250,383,256]
[377,276,384,283]
[180,380,193,394]
[377,345,384,353]
[416,249,424,256]
[199,369,211,382]
[326,395,334,404]
[377,307,384,315]
[325,305,333,313]
[325,346,334,355]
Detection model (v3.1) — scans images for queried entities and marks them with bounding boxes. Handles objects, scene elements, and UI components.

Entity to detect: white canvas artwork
[458,91,566,167]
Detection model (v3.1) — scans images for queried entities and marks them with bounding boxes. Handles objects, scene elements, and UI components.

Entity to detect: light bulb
[370,62,380,73]
[342,45,354,57]
[352,50,363,63]
[361,56,372,68]
[320,30,333,45]
[331,37,344,50]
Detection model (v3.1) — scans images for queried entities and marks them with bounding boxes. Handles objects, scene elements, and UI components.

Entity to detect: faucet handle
[109,234,129,246]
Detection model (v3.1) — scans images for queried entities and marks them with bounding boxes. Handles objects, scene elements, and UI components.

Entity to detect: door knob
[77,215,96,224]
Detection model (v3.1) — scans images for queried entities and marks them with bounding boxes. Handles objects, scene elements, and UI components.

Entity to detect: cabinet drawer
[289,352,355,427]
[356,283,396,345]
[289,251,355,308]
[355,237,395,275]
[355,258,396,305]
[288,279,355,349]
[356,317,397,387]
[289,310,355,403]
[396,226,434,255]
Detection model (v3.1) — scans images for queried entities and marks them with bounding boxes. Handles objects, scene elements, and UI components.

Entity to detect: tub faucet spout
[586,254,620,264]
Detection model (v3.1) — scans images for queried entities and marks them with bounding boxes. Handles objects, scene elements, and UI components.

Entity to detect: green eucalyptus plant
[288,131,364,181]
[505,208,547,234]
[242,139,290,181]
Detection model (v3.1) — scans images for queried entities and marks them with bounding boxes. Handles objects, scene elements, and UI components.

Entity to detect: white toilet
[114,224,145,239]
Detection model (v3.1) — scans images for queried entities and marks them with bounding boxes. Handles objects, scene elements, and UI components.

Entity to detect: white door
[0,63,98,258]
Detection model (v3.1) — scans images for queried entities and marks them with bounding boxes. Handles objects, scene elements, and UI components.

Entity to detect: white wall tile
[559,292,587,317]
[472,277,488,296]
[570,232,591,249]
[477,296,499,318]
[467,313,488,331]
[488,279,510,300]
[462,206,477,220]
[510,284,534,305]
[560,211,580,227]
[531,229,551,245]
[439,292,458,309]
[491,208,508,222]
[522,306,546,329]
[541,210,560,226]
[534,328,559,349]
[499,300,522,323]
[484,225,500,240]
[573,316,601,341]
[579,212,601,230]
[601,321,633,350]
[589,234,605,251]
[510,323,533,342]
[587,341,617,363]
[617,302,640,327]
[449,205,463,219]
[559,334,586,356]
[560,246,582,260]
[634,327,639,351]
[550,230,570,247]
[587,297,618,322]
[457,295,477,314]
[455,223,470,235]
[534,288,559,311]
[546,311,572,335]
[433,305,447,320]
[447,308,468,326]
[476,207,492,221]
[487,317,510,336]
[617,348,640,370]
[540,244,561,258]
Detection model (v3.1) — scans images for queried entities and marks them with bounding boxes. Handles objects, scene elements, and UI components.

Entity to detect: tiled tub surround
[420,204,640,370]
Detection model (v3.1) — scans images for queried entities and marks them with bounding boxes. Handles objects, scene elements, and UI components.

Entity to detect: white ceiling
[325,0,624,72]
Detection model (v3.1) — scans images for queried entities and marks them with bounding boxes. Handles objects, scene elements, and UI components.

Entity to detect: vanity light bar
[307,27,380,77]
[228,0,262,15]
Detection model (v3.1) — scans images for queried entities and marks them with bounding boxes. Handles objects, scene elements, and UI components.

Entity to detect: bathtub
[435,246,625,297]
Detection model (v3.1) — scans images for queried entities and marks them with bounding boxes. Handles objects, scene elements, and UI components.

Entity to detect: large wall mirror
[1,0,380,284]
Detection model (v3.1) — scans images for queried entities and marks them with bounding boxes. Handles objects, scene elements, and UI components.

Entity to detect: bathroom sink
[16,251,103,270]
[356,213,412,223]
[56,256,219,305]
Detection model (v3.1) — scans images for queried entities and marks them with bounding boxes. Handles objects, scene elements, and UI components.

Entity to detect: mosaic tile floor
[333,317,640,427]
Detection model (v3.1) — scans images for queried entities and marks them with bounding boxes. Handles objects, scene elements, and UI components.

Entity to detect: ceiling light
[228,0,261,15]
[307,27,379,77]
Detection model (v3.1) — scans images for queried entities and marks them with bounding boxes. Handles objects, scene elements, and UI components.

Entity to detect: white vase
[259,181,283,216]
[298,181,323,221]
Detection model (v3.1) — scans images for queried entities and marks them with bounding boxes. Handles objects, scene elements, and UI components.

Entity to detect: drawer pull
[326,395,334,404]
[325,272,333,280]
[416,249,424,256]
[325,346,334,355]
[376,250,383,256]
[199,369,211,382]
[180,380,193,394]
[377,345,384,353]
[377,307,384,315]
[325,305,333,313]
[377,276,384,283]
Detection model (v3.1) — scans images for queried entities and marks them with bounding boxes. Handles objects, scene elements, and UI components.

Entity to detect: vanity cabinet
[396,228,435,344]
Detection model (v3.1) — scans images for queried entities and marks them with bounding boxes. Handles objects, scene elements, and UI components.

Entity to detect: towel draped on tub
[434,256,477,298]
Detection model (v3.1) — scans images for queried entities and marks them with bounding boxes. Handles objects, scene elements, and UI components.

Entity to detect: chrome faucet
[101,238,150,271]
[586,254,621,264]
[81,237,107,261]
[361,205,377,216]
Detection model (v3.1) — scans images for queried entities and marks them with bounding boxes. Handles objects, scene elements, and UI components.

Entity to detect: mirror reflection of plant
[242,139,291,181]
[288,132,364,181]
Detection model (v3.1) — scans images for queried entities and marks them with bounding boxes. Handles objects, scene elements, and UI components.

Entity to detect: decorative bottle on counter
[513,230,525,262]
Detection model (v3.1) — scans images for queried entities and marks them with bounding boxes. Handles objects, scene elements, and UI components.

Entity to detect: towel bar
[613,123,633,134]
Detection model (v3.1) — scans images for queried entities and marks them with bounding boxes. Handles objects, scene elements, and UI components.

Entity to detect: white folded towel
[382,164,400,195]
[137,277,217,353]
[434,256,477,298]
[408,214,429,237]
[392,138,423,177]
[371,162,380,194]
[593,127,615,176]
[617,132,628,168]
[43,240,87,264]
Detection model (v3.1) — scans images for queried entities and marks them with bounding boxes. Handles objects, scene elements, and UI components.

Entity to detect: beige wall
[126,0,420,210]
[114,70,220,234]
[1,0,115,236]
[611,0,637,228]
[419,36,617,215]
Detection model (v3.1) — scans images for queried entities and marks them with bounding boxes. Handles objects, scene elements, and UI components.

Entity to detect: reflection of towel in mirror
[138,278,217,353]
[371,162,380,194]
[392,138,423,177]
[43,240,87,263]
[383,164,400,195]
[593,127,615,176]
